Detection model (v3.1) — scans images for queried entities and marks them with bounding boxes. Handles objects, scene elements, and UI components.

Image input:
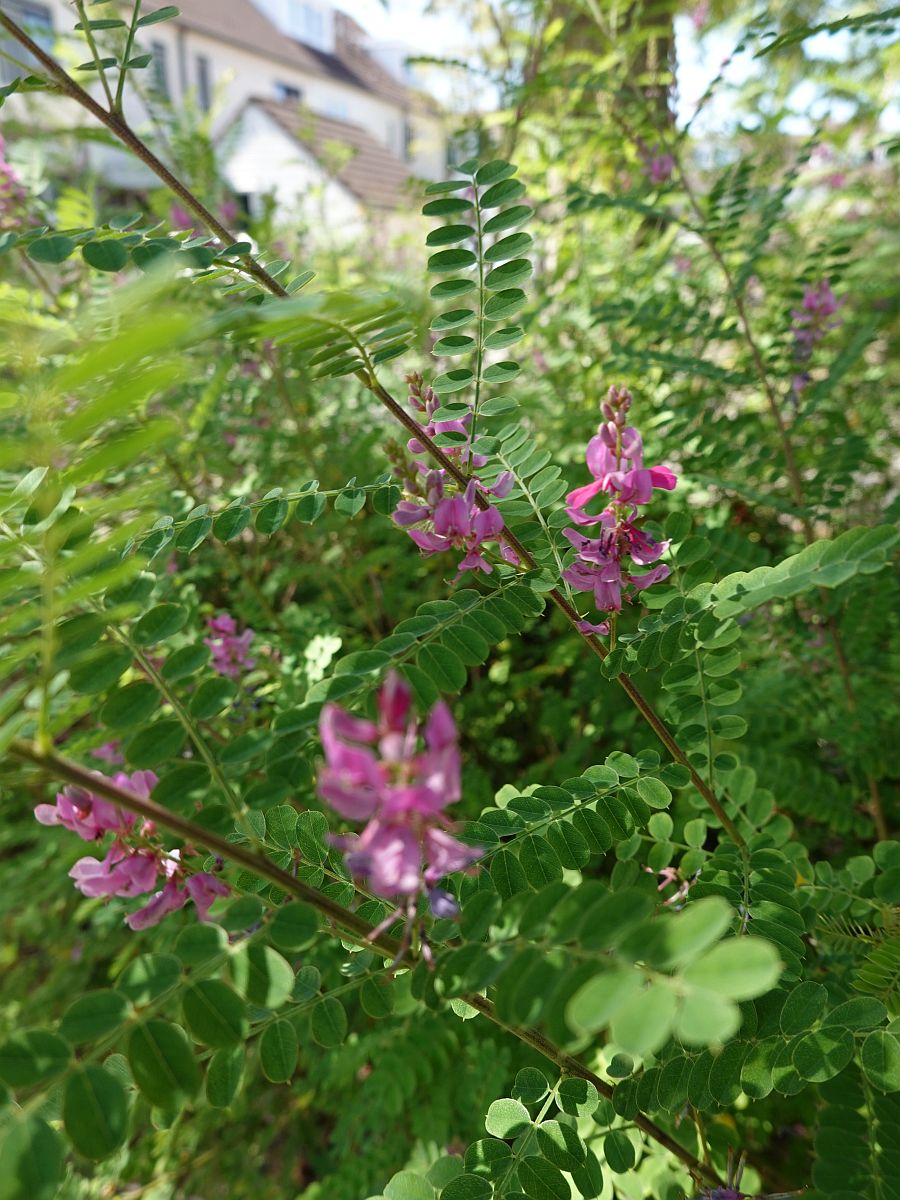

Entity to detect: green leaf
[674,988,741,1046]
[482,360,520,384]
[213,503,252,541]
[792,1027,854,1082]
[82,240,129,272]
[604,1129,635,1173]
[206,1046,244,1107]
[256,494,289,534]
[428,248,477,272]
[484,1097,531,1138]
[418,643,467,692]
[475,159,516,185]
[517,1155,569,1200]
[536,1120,585,1170]
[0,1030,71,1088]
[270,902,319,950]
[518,834,563,886]
[311,996,347,1046]
[655,896,734,968]
[610,983,677,1056]
[259,1020,299,1083]
[384,1171,434,1200]
[432,368,475,395]
[480,178,526,207]
[635,777,672,809]
[556,1076,598,1115]
[512,1067,550,1105]
[295,491,327,523]
[426,224,476,246]
[230,944,294,1009]
[780,981,829,1035]
[59,990,129,1043]
[136,5,180,27]
[161,642,211,680]
[63,1066,130,1160]
[127,1020,200,1107]
[27,235,75,264]
[433,334,475,356]
[132,602,187,645]
[484,232,532,262]
[490,849,529,898]
[183,980,249,1048]
[118,953,181,1004]
[0,1117,64,1200]
[861,1029,900,1092]
[571,969,643,1036]
[174,923,228,966]
[483,288,526,321]
[683,937,782,999]
[440,1174,491,1200]
[124,718,185,767]
[334,487,367,517]
[483,205,532,233]
[484,259,532,290]
[189,676,237,718]
[100,680,158,729]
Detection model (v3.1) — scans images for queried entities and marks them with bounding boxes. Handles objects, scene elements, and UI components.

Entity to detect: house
[0,0,447,225]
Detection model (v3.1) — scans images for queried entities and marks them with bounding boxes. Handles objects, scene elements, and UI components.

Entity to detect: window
[403,121,414,163]
[288,0,328,51]
[322,99,349,121]
[196,55,211,112]
[274,82,302,103]
[0,2,53,85]
[149,40,169,98]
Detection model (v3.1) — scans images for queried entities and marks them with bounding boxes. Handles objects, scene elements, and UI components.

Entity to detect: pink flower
[400,478,505,579]
[318,672,479,899]
[562,386,675,631]
[34,770,156,840]
[791,280,843,363]
[92,740,124,765]
[35,768,228,930]
[643,150,674,185]
[204,613,256,678]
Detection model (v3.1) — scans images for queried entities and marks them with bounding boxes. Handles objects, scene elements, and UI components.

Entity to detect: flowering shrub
[0,5,897,1200]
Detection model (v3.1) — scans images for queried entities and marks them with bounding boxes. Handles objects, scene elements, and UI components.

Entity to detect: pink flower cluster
[792,280,843,359]
[643,149,675,185]
[563,386,677,633]
[0,135,26,224]
[318,672,479,907]
[35,770,228,930]
[392,374,514,579]
[204,613,256,678]
[791,280,843,396]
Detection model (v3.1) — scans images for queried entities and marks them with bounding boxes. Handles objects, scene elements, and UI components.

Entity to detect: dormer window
[287,0,331,52]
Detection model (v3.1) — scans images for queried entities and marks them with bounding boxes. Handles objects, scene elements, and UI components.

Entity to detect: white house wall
[223,103,365,237]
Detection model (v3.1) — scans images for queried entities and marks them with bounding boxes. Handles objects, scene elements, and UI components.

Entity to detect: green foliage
[0,2,898,1198]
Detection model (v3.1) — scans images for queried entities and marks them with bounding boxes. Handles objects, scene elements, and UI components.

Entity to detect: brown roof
[253,98,417,209]
[170,0,313,72]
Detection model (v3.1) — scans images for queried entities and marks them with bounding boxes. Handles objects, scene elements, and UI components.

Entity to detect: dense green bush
[0,3,897,1199]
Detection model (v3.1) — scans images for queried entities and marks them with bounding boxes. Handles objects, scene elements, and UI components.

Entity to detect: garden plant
[0,2,898,1199]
